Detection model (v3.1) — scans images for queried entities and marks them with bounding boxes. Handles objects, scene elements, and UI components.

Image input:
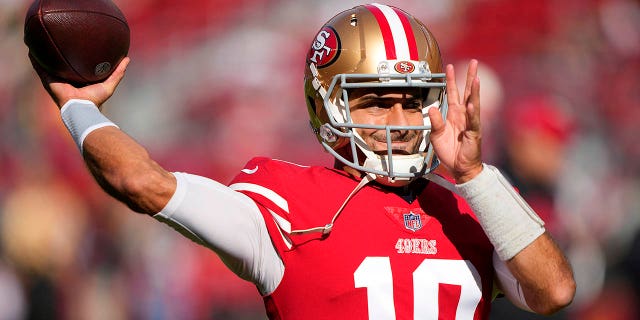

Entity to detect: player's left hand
[428,59,483,184]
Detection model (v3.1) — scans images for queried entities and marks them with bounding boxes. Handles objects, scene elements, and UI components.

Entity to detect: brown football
[24,0,130,86]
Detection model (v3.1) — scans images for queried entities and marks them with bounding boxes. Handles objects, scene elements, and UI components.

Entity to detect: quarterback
[30,4,575,319]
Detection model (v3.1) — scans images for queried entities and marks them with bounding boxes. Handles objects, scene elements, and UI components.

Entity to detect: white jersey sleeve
[493,251,532,311]
[153,172,284,295]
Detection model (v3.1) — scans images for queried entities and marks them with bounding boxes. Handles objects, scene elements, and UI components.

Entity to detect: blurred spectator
[500,94,576,235]
[491,95,578,320]
[0,165,89,319]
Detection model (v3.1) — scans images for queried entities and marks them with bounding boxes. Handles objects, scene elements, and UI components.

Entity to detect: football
[24,0,130,86]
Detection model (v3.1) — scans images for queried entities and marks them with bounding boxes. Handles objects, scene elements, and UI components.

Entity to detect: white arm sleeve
[153,172,284,295]
[493,251,532,312]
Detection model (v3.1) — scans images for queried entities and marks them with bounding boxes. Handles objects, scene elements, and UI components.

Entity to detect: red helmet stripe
[365,4,397,60]
[392,8,419,60]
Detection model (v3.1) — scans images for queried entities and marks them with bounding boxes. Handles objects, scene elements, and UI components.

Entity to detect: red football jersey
[229,157,495,320]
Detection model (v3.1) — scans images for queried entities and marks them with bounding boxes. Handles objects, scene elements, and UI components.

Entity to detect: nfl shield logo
[403,212,423,232]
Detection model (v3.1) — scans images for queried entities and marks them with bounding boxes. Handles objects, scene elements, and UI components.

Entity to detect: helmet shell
[304,4,446,180]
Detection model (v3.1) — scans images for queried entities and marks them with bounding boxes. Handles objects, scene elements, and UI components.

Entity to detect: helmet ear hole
[307,96,323,133]
[307,96,318,117]
[349,14,358,27]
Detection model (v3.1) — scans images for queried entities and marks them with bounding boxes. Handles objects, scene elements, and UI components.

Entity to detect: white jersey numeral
[354,257,397,320]
[354,257,482,320]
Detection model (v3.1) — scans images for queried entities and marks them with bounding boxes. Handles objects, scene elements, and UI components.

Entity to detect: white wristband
[455,164,546,261]
[60,99,118,153]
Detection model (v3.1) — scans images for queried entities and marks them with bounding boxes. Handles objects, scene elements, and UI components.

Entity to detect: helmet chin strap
[288,161,453,237]
[288,146,433,236]
[362,155,424,186]
[290,172,377,236]
[288,154,438,237]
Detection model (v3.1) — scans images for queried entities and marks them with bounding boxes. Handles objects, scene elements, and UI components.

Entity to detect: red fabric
[230,157,495,319]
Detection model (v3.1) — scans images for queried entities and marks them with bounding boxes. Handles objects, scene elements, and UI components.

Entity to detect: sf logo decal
[394,61,416,74]
[308,26,340,67]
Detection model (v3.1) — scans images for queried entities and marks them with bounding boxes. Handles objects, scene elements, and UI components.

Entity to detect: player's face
[348,88,425,155]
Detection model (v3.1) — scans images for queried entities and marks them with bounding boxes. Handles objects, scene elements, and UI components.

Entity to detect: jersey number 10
[354,257,482,320]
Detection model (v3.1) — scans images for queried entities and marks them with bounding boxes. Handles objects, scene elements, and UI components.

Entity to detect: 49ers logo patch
[394,61,415,74]
[307,26,340,68]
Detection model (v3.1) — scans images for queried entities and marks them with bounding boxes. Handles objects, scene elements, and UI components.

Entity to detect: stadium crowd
[0,0,638,319]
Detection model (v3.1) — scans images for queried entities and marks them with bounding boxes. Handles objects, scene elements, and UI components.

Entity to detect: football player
[31,4,575,319]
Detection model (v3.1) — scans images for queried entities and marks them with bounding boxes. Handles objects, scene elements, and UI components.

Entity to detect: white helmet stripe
[368,3,414,60]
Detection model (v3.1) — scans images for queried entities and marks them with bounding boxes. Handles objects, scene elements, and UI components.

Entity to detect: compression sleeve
[493,251,532,311]
[153,172,284,295]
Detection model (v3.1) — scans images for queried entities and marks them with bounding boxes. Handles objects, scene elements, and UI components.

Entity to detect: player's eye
[404,100,423,110]
[351,99,384,110]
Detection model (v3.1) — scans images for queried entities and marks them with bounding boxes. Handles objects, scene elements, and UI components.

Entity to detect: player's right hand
[30,55,130,110]
[428,59,483,184]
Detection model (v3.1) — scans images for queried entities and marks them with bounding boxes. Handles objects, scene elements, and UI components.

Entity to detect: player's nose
[386,103,410,126]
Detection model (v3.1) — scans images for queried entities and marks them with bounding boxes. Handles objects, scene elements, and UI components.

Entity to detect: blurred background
[1,0,639,319]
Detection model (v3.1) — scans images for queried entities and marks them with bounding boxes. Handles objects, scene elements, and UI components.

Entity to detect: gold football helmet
[304,3,447,183]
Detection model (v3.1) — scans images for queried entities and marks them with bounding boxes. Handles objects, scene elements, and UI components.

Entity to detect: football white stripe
[371,3,410,59]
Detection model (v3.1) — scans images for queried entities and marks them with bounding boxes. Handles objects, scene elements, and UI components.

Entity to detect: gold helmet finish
[305,3,448,182]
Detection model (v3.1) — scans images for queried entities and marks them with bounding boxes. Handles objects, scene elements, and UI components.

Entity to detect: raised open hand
[428,59,483,184]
